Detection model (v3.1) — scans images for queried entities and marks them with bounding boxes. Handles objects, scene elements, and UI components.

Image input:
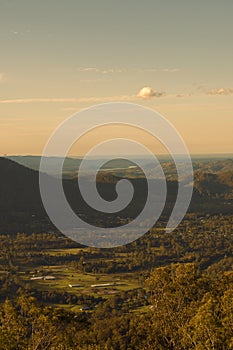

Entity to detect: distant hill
[0,158,148,233]
[0,157,42,212]
[7,155,83,177]
[194,159,233,174]
[194,171,233,198]
[0,157,232,234]
[6,156,147,178]
[0,157,45,233]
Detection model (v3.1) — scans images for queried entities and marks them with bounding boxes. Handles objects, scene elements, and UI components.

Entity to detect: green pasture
[25,265,141,297]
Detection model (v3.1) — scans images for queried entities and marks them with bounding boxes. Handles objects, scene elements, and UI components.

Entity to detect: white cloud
[1,87,190,106]
[137,86,165,99]
[0,89,185,105]
[207,87,233,95]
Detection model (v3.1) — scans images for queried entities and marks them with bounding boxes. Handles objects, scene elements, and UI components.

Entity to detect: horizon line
[3,153,233,158]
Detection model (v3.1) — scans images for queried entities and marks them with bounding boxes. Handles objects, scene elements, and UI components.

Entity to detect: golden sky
[0,0,232,156]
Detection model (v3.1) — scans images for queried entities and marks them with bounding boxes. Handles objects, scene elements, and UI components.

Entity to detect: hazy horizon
[5,153,233,159]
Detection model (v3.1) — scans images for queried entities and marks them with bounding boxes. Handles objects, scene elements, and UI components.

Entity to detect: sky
[0,0,233,155]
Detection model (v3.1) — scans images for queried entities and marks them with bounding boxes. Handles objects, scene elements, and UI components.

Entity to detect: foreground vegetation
[0,214,232,349]
[0,263,232,349]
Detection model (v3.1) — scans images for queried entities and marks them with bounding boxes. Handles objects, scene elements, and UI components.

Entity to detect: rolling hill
[0,157,232,234]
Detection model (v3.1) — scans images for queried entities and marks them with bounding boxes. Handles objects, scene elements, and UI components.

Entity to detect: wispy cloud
[207,87,233,95]
[137,86,165,99]
[0,98,82,104]
[10,29,31,36]
[78,67,125,74]
[78,67,99,72]
[79,78,112,83]
[0,95,138,105]
[77,67,180,75]
[0,91,191,105]
[135,68,180,73]
[161,68,180,72]
[0,86,187,105]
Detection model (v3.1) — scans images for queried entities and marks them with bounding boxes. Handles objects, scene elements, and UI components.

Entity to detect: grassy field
[23,263,142,298]
[43,247,87,256]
